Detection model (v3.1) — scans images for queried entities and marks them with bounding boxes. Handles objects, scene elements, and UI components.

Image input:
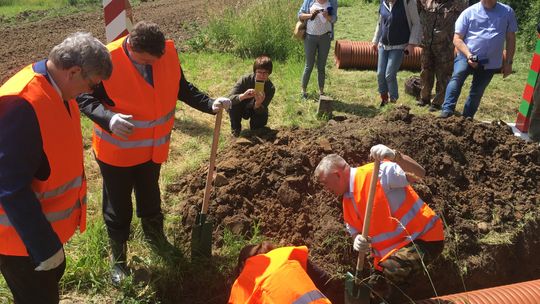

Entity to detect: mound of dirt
[167,107,540,303]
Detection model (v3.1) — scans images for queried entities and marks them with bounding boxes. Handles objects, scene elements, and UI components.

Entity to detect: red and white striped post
[103,0,133,43]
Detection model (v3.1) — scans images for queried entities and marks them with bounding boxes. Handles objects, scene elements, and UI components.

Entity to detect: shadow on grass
[332,99,379,118]
[141,248,233,304]
[173,117,213,137]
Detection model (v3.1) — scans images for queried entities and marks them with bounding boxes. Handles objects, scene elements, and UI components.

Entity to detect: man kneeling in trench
[314,144,445,301]
[228,241,339,303]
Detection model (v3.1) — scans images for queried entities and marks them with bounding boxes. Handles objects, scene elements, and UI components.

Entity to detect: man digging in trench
[314,144,445,302]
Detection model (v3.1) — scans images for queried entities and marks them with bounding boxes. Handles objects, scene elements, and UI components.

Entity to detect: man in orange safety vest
[0,32,112,304]
[314,144,445,301]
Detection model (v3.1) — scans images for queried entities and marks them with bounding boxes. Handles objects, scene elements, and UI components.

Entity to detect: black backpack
[404,75,422,100]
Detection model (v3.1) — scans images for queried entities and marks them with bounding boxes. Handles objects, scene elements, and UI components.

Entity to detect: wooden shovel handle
[201,109,222,215]
[355,160,380,275]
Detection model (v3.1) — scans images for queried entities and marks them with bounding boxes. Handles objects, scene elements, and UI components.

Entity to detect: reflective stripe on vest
[373,215,441,258]
[343,163,443,262]
[93,38,181,167]
[0,65,87,256]
[94,127,171,149]
[0,195,86,227]
[292,290,327,304]
[35,175,82,200]
[129,108,175,128]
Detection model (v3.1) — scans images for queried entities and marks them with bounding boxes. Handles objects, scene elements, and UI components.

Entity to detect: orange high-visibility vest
[0,64,87,256]
[228,246,331,304]
[342,162,444,269]
[93,37,181,167]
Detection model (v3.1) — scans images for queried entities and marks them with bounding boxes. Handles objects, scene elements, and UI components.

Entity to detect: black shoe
[416,99,430,107]
[231,129,241,137]
[111,263,130,286]
[429,104,441,112]
[141,214,180,258]
[380,99,388,108]
[110,240,130,286]
[439,111,453,118]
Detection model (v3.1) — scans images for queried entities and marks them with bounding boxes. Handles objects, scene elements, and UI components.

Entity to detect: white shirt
[306,1,332,36]
[345,162,408,235]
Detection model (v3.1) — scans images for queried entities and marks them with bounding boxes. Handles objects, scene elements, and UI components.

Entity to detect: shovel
[191,109,223,259]
[345,160,380,304]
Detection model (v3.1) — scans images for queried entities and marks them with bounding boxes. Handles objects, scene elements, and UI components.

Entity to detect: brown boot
[379,93,389,107]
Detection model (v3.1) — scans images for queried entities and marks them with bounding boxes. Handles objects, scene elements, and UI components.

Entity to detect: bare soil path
[0,0,245,83]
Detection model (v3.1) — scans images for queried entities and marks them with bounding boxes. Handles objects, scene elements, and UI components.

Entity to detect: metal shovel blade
[344,271,371,304]
[191,213,213,259]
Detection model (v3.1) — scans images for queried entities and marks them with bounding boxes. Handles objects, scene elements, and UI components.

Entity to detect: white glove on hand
[35,248,64,271]
[109,113,134,140]
[353,234,370,253]
[370,144,396,161]
[212,97,232,113]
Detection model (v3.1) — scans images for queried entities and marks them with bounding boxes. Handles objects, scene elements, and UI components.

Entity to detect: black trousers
[229,101,268,133]
[97,159,162,243]
[0,254,66,304]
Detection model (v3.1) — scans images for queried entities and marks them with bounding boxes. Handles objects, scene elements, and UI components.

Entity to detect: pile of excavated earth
[167,107,540,303]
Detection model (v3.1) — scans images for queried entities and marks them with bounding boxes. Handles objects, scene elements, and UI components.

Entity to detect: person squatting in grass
[0,32,112,304]
[228,55,276,137]
[76,21,231,285]
[314,145,445,302]
[228,241,337,303]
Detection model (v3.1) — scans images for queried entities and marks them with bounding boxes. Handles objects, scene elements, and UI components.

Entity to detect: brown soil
[0,0,246,84]
[167,107,540,303]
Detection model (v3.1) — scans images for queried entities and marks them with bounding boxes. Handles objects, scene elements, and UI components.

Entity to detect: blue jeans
[302,33,332,90]
[441,55,497,118]
[377,47,405,100]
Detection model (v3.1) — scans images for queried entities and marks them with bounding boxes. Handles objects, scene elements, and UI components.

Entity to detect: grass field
[0,0,536,303]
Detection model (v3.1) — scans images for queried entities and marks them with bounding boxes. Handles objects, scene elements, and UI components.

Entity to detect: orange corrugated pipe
[334,40,422,70]
[415,279,540,304]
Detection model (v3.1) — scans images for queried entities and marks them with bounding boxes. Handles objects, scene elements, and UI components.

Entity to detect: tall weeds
[189,0,304,61]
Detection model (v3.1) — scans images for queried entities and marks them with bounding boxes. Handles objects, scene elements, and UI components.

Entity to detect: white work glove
[35,248,64,271]
[370,144,396,161]
[109,113,134,140]
[212,97,232,113]
[353,234,370,254]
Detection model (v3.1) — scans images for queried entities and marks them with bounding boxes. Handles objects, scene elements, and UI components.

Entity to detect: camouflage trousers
[367,240,444,300]
[420,45,454,106]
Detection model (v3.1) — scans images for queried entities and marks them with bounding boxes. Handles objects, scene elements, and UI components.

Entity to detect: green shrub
[190,0,304,61]
[0,0,14,6]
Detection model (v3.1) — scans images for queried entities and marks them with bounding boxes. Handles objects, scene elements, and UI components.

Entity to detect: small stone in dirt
[213,173,228,187]
[318,138,332,152]
[233,137,253,145]
[477,221,490,233]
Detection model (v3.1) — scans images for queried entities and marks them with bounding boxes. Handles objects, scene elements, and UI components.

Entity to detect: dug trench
[163,107,539,304]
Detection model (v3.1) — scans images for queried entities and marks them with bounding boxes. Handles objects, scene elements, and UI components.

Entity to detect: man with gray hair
[314,145,444,302]
[0,32,111,304]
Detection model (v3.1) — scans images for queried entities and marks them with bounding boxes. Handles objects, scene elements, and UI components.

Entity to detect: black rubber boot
[110,239,129,286]
[141,214,179,258]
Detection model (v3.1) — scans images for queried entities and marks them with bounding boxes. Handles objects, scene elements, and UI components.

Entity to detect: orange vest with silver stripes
[93,37,181,167]
[228,246,331,304]
[342,162,444,269]
[0,64,87,256]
